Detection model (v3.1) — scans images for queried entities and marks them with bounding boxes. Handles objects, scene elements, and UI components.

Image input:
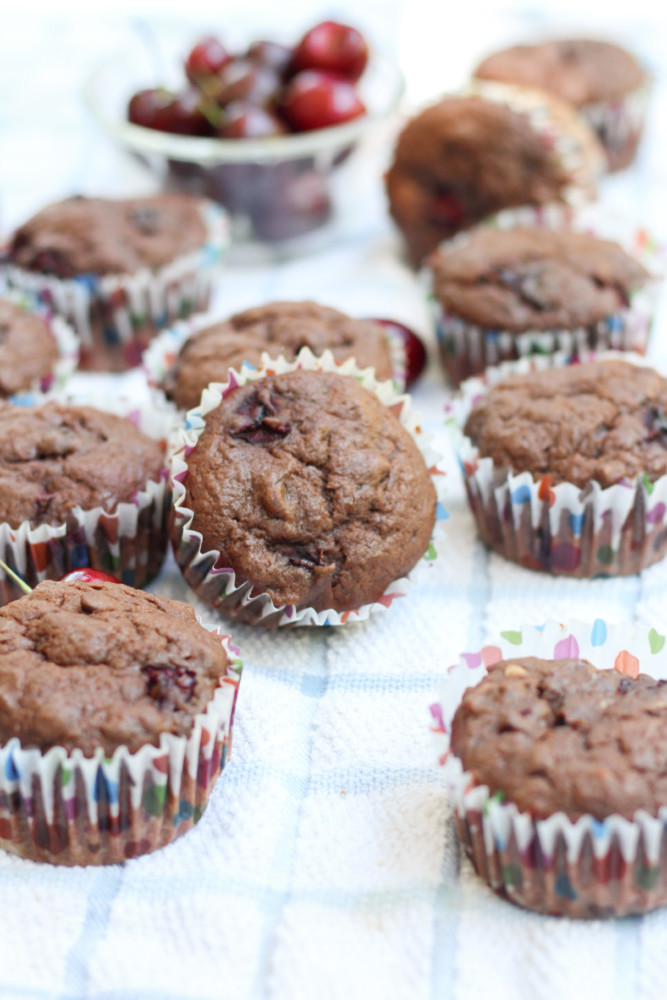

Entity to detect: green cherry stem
[0,557,32,594]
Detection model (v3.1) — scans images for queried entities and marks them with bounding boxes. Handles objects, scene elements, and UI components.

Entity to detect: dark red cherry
[367,319,427,389]
[217,102,287,139]
[281,71,365,132]
[168,89,215,136]
[127,88,175,131]
[185,36,230,83]
[291,21,369,81]
[60,569,120,585]
[213,59,281,108]
[246,40,293,76]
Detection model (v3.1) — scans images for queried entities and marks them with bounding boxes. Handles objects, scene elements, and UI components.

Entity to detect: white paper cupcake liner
[169,348,448,627]
[446,351,667,577]
[581,80,651,172]
[0,289,79,396]
[142,310,409,408]
[0,626,242,865]
[4,200,229,372]
[430,619,667,917]
[427,210,663,385]
[0,396,173,605]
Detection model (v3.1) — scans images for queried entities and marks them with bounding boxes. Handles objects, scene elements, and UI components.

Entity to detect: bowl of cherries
[85,20,404,254]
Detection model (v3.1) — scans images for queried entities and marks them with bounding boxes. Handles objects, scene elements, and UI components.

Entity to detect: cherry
[217,102,287,139]
[127,88,175,131]
[60,569,120,585]
[291,21,369,81]
[367,319,427,389]
[212,59,281,108]
[429,190,465,229]
[167,89,215,136]
[246,40,293,76]
[185,36,230,83]
[281,71,365,132]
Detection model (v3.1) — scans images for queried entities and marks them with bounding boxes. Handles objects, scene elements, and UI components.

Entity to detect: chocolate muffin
[0,402,168,601]
[385,83,602,265]
[0,402,164,527]
[0,298,60,396]
[174,369,437,618]
[9,193,206,277]
[5,194,227,372]
[458,358,667,576]
[164,301,395,411]
[464,359,667,488]
[429,227,652,384]
[474,40,648,171]
[451,656,667,821]
[441,649,667,916]
[0,578,241,864]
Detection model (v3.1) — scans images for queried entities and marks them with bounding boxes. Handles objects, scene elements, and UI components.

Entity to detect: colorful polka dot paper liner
[142,309,409,406]
[1,289,79,394]
[446,351,667,577]
[169,348,448,628]
[430,619,667,917]
[3,201,229,372]
[0,628,241,865]
[0,396,174,605]
[427,206,663,387]
[580,79,651,173]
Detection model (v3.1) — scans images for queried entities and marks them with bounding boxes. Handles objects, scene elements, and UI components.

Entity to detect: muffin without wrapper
[474,39,650,172]
[428,225,657,385]
[385,81,603,266]
[431,620,667,917]
[451,355,667,577]
[0,578,241,865]
[169,351,446,626]
[0,400,170,603]
[4,193,228,372]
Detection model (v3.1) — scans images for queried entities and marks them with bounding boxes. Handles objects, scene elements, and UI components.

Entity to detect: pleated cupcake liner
[446,351,667,577]
[581,80,651,172]
[168,348,448,627]
[430,619,667,917]
[0,396,174,605]
[0,630,242,866]
[427,208,663,386]
[142,309,409,407]
[1,289,79,396]
[3,201,229,372]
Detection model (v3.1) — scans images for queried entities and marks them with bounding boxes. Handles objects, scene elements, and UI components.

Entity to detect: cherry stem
[0,557,32,594]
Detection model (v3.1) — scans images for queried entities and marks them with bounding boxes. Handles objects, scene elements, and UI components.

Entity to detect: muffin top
[0,402,165,527]
[451,656,667,821]
[385,88,602,265]
[0,579,229,755]
[475,39,646,107]
[429,227,649,332]
[0,299,59,397]
[167,301,394,411]
[184,370,436,612]
[464,360,667,488]
[9,193,207,277]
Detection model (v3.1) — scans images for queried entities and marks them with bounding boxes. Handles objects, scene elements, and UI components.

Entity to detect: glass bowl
[83,41,404,260]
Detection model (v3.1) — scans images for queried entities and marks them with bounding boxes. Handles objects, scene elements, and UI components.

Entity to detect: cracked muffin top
[0,402,165,527]
[0,579,229,755]
[0,299,59,397]
[463,360,667,489]
[166,301,394,411]
[429,227,649,332]
[9,193,207,277]
[474,39,646,107]
[183,369,437,612]
[451,656,667,820]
